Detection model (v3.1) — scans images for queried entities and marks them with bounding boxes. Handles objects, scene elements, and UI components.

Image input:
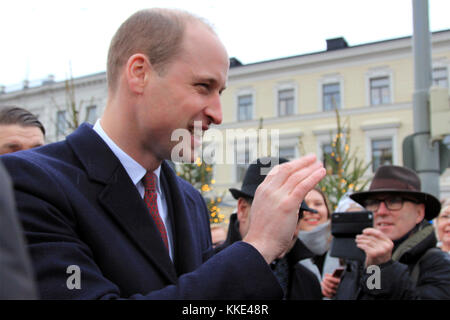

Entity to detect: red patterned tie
[143,172,169,250]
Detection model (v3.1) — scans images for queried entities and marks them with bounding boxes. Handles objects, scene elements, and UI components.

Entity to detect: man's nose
[204,93,223,125]
[375,201,390,215]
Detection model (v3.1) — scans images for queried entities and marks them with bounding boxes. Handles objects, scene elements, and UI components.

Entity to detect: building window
[371,138,393,172]
[56,110,67,137]
[432,67,448,88]
[279,146,296,160]
[444,135,450,149]
[86,105,97,124]
[444,135,450,168]
[237,94,253,121]
[278,88,294,116]
[323,83,341,111]
[235,148,250,182]
[370,76,390,105]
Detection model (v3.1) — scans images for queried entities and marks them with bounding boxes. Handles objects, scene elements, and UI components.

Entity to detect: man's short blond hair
[107,8,213,91]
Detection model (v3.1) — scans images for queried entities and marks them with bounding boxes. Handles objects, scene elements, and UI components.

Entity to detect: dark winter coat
[335,220,450,300]
[216,213,323,300]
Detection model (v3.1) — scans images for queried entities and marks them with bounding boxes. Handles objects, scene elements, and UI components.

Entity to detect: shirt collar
[93,119,161,192]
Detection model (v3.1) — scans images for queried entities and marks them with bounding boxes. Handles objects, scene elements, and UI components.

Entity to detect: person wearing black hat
[332,165,450,300]
[215,157,323,300]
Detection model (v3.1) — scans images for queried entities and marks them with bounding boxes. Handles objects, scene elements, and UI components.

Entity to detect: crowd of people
[0,7,449,300]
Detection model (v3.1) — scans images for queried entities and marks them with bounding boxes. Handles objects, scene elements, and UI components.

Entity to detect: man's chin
[276,252,287,260]
[170,149,201,164]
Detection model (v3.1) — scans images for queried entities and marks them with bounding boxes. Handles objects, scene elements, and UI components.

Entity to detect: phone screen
[332,267,344,278]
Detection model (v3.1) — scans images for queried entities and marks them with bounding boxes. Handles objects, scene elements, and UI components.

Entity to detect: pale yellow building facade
[1,31,449,207]
[213,31,450,204]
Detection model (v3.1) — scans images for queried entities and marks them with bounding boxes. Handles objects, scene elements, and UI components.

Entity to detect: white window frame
[274,82,298,117]
[235,149,250,183]
[432,60,449,91]
[231,137,257,183]
[277,132,302,160]
[362,125,399,172]
[365,68,394,107]
[370,138,394,173]
[85,105,98,124]
[235,88,255,122]
[56,110,67,137]
[318,74,343,112]
[278,146,297,160]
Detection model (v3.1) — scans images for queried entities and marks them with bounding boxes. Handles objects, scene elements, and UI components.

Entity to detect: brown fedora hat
[350,165,441,220]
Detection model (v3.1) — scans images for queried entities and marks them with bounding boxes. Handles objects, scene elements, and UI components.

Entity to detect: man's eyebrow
[195,76,217,84]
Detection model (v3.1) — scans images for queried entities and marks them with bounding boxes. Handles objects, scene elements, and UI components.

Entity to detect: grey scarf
[298,221,331,255]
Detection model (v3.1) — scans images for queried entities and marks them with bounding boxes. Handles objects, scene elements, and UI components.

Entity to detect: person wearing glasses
[331,165,450,299]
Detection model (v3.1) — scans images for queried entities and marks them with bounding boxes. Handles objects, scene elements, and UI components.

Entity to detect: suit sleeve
[2,155,282,300]
[2,155,115,299]
[0,161,38,299]
[131,242,282,300]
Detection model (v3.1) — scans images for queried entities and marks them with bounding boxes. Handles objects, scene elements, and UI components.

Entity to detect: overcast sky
[1,0,450,89]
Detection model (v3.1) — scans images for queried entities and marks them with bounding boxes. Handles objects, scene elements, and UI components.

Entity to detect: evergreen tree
[318,108,372,210]
[176,157,226,224]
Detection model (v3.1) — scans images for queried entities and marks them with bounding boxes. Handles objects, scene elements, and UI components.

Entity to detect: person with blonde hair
[436,199,450,253]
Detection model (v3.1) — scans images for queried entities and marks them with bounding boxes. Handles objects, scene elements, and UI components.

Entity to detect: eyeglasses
[364,196,419,212]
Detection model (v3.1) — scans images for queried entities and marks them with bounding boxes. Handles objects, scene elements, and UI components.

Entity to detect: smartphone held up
[329,211,373,262]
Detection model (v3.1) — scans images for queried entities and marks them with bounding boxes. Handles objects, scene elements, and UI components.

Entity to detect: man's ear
[416,203,426,223]
[125,53,151,94]
[236,198,250,223]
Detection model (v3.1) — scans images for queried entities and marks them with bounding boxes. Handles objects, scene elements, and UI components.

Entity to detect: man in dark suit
[1,8,325,299]
[0,162,37,299]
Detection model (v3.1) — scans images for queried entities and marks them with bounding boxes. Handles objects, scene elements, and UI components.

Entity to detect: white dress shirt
[93,120,174,260]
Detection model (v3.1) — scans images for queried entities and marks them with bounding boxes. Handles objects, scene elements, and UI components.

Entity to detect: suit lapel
[160,162,200,276]
[67,124,178,283]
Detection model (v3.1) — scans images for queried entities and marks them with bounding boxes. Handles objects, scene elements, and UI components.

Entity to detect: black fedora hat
[229,157,289,200]
[350,165,441,220]
[229,157,317,214]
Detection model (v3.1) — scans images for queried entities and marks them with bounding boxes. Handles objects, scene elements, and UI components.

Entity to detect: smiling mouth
[305,218,320,224]
[377,222,394,227]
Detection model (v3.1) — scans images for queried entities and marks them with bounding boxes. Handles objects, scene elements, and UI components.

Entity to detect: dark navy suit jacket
[1,123,281,299]
[0,162,37,299]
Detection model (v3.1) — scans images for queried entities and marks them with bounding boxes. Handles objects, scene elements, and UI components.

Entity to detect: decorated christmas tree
[318,108,372,210]
[176,157,227,224]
